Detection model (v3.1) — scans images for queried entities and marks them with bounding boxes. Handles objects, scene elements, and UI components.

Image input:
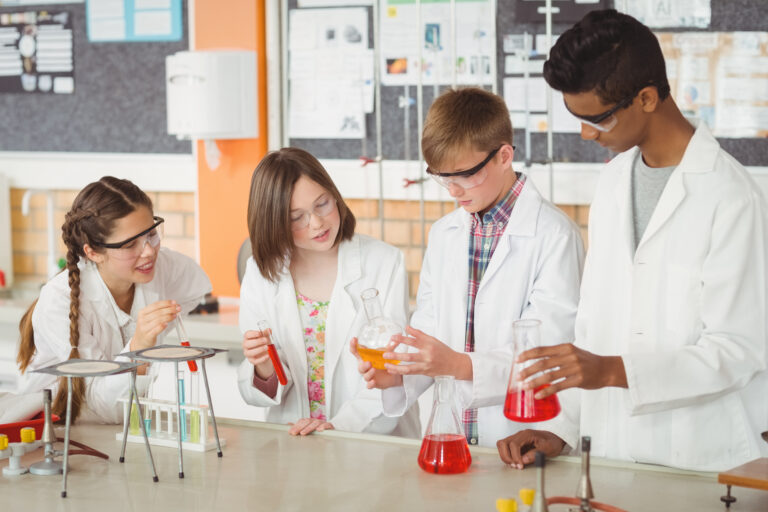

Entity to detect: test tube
[176,316,198,372]
[258,320,287,385]
[178,365,186,441]
[189,371,200,443]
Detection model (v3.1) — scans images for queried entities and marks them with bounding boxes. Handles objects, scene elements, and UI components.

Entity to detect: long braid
[52,212,89,420]
[18,177,153,424]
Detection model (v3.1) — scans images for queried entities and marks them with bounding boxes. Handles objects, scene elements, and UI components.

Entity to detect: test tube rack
[115,397,226,452]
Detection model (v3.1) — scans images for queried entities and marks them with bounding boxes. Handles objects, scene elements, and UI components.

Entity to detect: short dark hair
[543,9,670,104]
[247,147,356,282]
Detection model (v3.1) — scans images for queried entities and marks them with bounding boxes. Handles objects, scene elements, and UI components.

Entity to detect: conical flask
[504,319,561,422]
[417,375,472,474]
[357,288,403,370]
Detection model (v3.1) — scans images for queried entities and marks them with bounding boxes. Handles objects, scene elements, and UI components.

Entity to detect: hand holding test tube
[257,320,288,385]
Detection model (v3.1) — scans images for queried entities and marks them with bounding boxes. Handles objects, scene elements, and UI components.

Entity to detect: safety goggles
[427,146,508,190]
[92,216,164,260]
[564,93,636,133]
[290,195,337,231]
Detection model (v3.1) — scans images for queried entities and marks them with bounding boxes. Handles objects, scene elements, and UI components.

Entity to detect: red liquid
[503,384,561,422]
[417,434,472,474]
[267,344,288,385]
[181,341,198,372]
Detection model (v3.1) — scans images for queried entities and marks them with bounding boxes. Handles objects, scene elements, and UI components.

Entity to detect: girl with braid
[16,176,211,423]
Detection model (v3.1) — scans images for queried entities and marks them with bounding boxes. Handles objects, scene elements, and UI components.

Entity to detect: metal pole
[174,361,184,478]
[281,0,290,148]
[133,373,159,482]
[545,0,554,201]
[524,32,531,168]
[61,376,72,498]
[417,0,425,254]
[490,0,498,95]
[201,359,223,457]
[450,0,457,89]
[373,0,385,240]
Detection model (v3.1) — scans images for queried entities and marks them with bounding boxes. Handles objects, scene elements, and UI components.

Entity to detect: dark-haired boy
[497,9,768,471]
[353,87,584,448]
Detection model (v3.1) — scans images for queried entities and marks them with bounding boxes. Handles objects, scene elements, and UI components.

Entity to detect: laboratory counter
[2,419,766,511]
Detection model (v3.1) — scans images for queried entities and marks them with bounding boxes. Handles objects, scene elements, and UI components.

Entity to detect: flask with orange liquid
[503,319,561,423]
[356,288,403,370]
[418,375,472,474]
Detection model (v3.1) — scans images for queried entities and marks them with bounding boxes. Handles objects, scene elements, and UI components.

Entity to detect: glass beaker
[357,288,403,370]
[504,319,561,422]
[417,375,472,474]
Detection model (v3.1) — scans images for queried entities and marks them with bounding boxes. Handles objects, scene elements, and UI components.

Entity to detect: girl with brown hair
[17,176,211,423]
[237,148,420,437]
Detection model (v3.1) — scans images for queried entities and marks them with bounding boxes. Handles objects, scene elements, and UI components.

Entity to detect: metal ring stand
[33,359,156,497]
[121,345,226,479]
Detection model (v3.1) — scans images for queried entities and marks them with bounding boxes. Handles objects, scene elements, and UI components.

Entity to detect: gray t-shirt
[632,153,676,249]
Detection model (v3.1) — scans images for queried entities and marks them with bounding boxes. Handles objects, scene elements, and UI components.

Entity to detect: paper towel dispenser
[166,50,258,140]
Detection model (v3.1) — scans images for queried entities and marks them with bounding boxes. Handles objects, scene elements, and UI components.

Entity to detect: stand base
[29,459,64,476]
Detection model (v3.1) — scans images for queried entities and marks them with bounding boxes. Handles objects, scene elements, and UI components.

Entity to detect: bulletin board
[0,1,191,154]
[287,0,768,166]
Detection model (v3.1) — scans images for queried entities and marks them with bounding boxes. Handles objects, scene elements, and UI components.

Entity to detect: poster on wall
[658,31,768,138]
[289,7,371,139]
[0,9,74,94]
[86,0,182,42]
[615,0,710,29]
[381,0,494,86]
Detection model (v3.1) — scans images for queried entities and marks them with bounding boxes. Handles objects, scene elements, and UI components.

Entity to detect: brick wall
[9,189,589,297]
[9,188,197,285]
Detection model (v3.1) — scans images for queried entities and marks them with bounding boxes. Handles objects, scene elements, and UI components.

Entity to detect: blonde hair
[17,177,153,422]
[422,87,513,171]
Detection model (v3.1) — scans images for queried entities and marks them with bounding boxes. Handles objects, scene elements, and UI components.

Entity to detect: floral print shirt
[296,292,330,421]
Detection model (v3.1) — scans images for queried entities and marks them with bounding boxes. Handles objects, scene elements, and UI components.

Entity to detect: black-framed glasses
[426,146,512,190]
[94,216,165,249]
[91,217,165,260]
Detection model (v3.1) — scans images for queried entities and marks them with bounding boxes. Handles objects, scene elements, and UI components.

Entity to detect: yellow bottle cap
[20,427,36,443]
[496,498,518,512]
[0,433,8,450]
[519,488,535,506]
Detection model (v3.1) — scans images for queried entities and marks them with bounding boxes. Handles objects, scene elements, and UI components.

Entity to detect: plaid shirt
[463,173,526,445]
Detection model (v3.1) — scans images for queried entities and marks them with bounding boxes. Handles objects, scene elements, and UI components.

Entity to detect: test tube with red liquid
[258,320,287,385]
[175,316,198,372]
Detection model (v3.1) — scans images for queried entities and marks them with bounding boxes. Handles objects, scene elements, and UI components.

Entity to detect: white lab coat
[17,248,211,424]
[237,234,421,437]
[547,120,768,471]
[382,178,585,447]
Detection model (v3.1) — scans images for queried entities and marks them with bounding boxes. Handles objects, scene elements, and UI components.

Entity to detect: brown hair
[421,87,513,171]
[247,147,355,282]
[17,176,153,422]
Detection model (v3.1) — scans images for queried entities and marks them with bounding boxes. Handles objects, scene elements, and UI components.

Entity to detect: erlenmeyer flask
[504,319,561,422]
[357,288,403,370]
[418,375,472,474]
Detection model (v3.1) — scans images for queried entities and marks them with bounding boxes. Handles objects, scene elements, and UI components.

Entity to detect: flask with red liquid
[257,319,288,385]
[504,319,561,422]
[357,288,404,370]
[417,375,472,474]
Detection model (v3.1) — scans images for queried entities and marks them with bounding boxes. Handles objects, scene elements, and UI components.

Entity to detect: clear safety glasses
[427,146,508,190]
[290,196,337,231]
[564,89,641,133]
[93,216,164,260]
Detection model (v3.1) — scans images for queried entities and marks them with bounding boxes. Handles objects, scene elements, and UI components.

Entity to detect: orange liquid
[503,384,561,422]
[417,434,472,474]
[357,346,400,370]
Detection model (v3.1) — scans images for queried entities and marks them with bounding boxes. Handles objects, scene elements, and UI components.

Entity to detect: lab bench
[2,420,766,511]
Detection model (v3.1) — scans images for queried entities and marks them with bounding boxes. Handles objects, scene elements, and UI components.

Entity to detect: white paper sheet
[615,0,711,29]
[289,8,370,139]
